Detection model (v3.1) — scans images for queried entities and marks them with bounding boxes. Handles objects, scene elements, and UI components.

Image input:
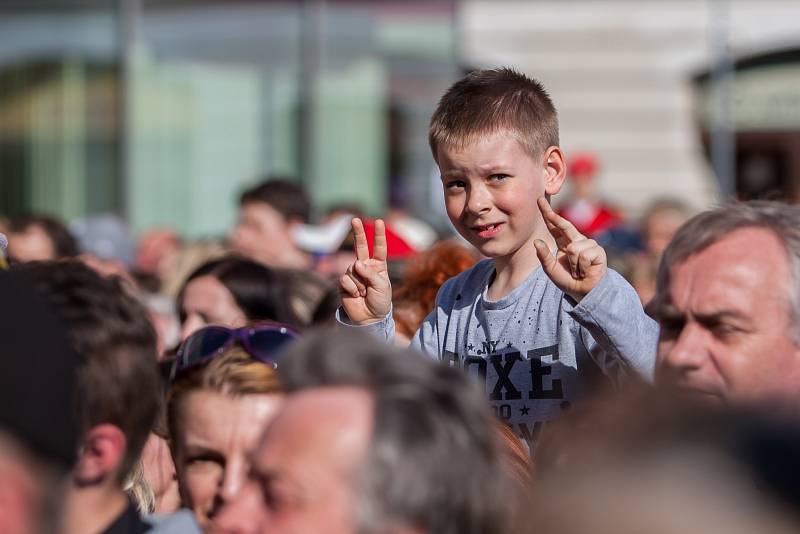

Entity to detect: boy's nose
[465,187,491,215]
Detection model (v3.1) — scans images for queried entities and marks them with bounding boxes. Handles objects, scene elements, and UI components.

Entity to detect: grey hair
[656,200,800,343]
[278,329,516,534]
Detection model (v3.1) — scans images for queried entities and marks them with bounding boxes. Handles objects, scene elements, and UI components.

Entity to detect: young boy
[338,67,658,449]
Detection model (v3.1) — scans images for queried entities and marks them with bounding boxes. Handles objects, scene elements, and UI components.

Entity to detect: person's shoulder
[437,258,494,301]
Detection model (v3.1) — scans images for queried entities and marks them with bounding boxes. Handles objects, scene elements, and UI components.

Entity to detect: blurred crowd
[0,161,690,337]
[3,67,800,534]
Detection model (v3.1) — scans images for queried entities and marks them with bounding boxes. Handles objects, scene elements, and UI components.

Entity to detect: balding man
[654,201,800,404]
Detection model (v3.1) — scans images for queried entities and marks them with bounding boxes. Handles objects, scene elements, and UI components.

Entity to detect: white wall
[460,0,800,217]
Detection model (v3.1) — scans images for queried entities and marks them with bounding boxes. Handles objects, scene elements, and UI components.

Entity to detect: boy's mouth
[472,222,504,238]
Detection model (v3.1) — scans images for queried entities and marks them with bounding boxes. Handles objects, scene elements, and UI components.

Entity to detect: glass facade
[0,0,457,238]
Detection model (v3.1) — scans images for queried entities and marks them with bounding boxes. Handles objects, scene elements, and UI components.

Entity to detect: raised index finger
[352,217,370,261]
[537,197,584,242]
[372,219,387,262]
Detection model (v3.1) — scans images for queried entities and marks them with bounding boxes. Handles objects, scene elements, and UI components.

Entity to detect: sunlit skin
[656,227,800,404]
[437,131,565,298]
[230,203,309,269]
[174,391,283,530]
[140,433,180,514]
[209,387,373,534]
[180,275,247,341]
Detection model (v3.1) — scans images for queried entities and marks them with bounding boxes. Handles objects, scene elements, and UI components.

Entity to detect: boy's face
[437,131,564,261]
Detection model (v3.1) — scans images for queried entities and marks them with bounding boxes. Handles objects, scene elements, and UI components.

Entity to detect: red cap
[362,219,416,260]
[568,153,598,179]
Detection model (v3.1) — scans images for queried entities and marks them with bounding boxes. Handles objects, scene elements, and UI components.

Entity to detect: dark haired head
[240,178,311,224]
[0,269,81,470]
[8,214,79,260]
[13,260,160,483]
[177,255,300,328]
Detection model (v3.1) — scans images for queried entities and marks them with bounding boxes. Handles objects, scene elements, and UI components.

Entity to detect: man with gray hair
[210,329,516,534]
[654,200,800,404]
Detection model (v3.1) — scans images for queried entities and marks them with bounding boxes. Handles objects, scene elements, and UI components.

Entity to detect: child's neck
[487,233,556,301]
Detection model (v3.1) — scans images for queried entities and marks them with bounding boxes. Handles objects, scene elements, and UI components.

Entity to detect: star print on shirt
[520,406,530,416]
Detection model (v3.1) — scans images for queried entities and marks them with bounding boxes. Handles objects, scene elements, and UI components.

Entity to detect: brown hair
[240,177,311,224]
[15,260,160,484]
[429,67,559,162]
[166,348,282,455]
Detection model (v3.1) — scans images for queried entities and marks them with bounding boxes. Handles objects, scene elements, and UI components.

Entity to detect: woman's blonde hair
[124,460,156,515]
[166,346,282,456]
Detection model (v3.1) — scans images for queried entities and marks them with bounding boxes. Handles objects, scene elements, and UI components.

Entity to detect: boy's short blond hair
[429,67,559,161]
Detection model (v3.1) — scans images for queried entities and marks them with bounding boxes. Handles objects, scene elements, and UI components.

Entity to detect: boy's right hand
[339,218,392,325]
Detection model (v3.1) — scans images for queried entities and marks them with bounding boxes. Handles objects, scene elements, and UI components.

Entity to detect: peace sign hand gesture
[533,197,608,302]
[339,218,392,325]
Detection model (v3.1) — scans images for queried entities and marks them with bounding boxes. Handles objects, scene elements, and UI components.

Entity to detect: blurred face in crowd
[656,227,800,404]
[231,202,293,267]
[7,225,55,262]
[211,387,372,534]
[180,275,247,341]
[173,390,282,530]
[645,208,688,260]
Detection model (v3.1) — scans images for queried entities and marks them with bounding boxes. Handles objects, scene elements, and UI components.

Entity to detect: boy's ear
[542,146,566,196]
[73,424,126,487]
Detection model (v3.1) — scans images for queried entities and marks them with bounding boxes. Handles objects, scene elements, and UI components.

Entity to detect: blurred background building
[1,0,800,238]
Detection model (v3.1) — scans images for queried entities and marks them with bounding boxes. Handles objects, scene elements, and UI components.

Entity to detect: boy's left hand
[533,197,607,302]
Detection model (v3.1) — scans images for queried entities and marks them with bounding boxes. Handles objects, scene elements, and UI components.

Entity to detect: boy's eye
[489,174,509,182]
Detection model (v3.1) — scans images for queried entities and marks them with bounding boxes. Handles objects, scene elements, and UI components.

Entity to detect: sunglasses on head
[171,323,300,382]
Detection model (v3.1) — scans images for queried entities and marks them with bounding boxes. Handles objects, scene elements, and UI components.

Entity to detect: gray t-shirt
[341,259,658,450]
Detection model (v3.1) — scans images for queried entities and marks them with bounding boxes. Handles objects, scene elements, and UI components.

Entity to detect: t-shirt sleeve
[335,306,396,344]
[567,269,658,382]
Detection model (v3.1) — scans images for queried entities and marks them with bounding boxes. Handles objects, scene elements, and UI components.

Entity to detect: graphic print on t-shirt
[445,335,583,451]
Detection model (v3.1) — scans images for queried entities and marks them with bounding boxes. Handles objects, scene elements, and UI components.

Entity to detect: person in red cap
[556,153,622,238]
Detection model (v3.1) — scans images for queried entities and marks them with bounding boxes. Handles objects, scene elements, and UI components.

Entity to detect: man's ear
[542,146,566,196]
[73,424,126,487]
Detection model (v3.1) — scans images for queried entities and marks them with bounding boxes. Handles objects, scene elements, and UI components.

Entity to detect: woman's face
[180,275,247,341]
[174,390,283,529]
